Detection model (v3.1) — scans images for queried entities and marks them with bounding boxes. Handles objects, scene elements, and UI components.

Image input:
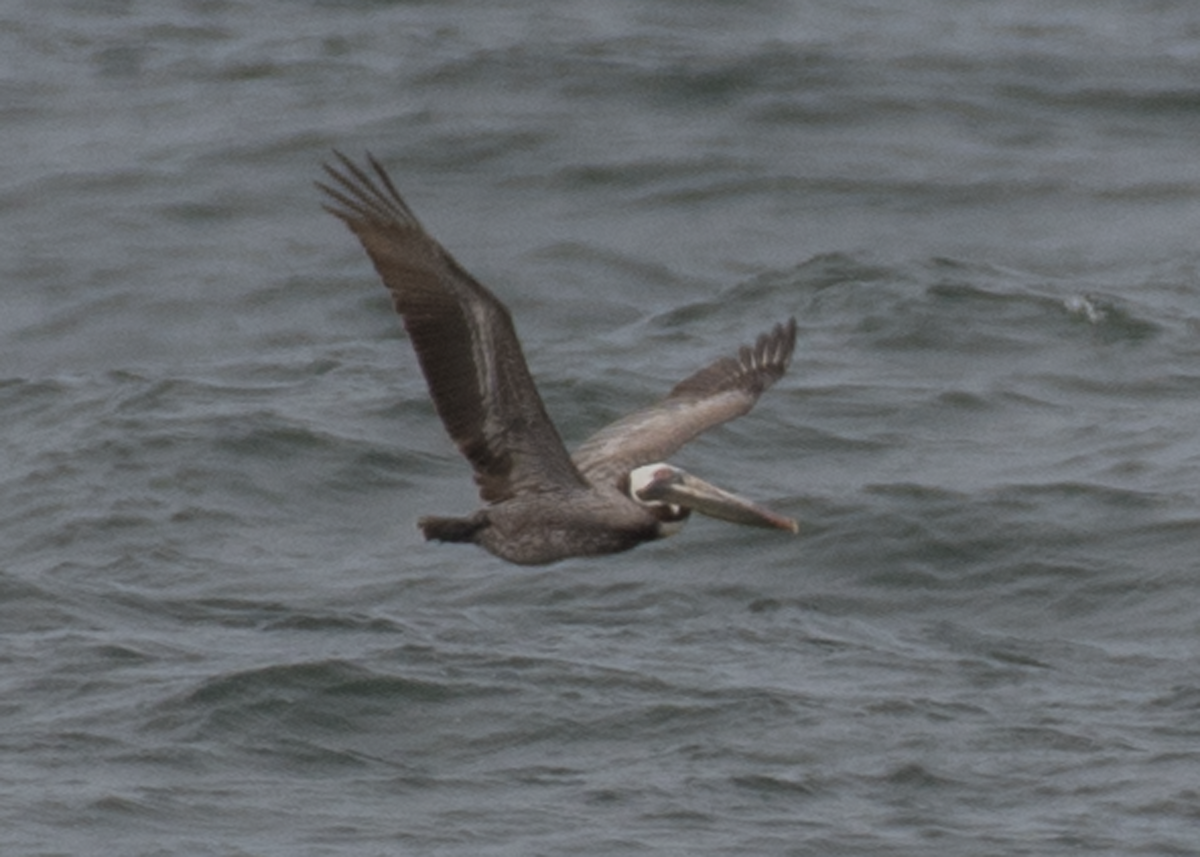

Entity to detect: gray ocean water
[7,1,1200,854]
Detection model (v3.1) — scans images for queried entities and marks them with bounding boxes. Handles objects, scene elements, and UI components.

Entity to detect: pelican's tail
[419,513,487,544]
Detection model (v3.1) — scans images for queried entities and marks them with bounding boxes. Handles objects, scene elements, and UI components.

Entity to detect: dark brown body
[421,487,663,565]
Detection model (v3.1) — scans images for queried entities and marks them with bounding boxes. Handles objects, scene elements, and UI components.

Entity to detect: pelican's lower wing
[572,318,797,487]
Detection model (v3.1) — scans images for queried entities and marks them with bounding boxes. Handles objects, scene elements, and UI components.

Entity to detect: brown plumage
[318,151,797,565]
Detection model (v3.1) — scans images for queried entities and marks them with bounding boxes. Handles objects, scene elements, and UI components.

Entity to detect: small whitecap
[1064,294,1106,324]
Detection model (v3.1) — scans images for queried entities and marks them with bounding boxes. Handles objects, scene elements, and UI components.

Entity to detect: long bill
[642,469,799,533]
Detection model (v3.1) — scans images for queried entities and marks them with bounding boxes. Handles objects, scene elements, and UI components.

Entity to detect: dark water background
[6,1,1200,854]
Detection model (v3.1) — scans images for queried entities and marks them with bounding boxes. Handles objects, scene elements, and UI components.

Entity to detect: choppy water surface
[7,1,1200,854]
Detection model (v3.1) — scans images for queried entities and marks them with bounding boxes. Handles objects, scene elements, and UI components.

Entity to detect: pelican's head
[628,463,798,537]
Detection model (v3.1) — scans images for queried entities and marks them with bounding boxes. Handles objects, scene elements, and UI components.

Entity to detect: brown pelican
[318,152,798,565]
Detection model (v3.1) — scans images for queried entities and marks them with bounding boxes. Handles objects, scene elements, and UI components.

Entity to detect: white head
[626,462,799,535]
[628,463,689,537]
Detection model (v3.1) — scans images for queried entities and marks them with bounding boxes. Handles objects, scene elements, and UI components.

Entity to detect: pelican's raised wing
[318,152,587,503]
[572,319,797,488]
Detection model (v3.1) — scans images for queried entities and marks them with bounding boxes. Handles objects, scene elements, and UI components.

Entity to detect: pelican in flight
[318,152,798,565]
